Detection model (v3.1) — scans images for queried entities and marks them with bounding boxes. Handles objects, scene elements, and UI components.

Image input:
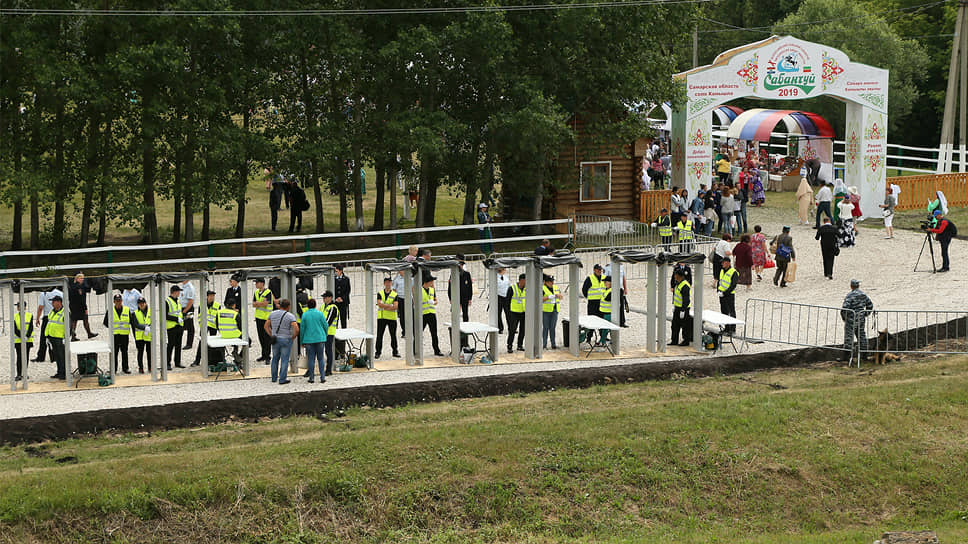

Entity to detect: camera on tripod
[919,219,933,230]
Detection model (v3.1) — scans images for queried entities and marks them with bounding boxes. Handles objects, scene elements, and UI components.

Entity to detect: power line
[0,0,719,17]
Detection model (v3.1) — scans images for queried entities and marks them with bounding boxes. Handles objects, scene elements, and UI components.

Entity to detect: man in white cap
[477,202,493,254]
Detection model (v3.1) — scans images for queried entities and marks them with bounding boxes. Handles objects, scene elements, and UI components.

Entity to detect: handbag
[764,258,776,269]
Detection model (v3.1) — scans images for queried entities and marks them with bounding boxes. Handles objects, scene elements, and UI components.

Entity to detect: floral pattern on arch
[736,54,758,91]
[822,52,844,91]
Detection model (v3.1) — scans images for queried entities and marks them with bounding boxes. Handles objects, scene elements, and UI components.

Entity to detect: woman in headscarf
[750,168,766,206]
[795,177,813,225]
[832,178,848,222]
[847,186,862,233]
[837,196,856,248]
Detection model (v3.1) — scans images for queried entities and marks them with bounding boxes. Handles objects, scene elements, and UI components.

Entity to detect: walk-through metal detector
[482,256,540,360]
[283,265,334,371]
[152,272,211,382]
[102,274,154,380]
[532,254,583,359]
[365,261,412,367]
[2,278,70,391]
[411,259,460,365]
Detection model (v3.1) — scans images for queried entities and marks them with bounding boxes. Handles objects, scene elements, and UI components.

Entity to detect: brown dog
[873,329,900,364]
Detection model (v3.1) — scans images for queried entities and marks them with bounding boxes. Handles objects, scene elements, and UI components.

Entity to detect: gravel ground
[1,199,965,420]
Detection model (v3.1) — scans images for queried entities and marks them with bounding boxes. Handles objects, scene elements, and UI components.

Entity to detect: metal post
[611,259,622,355]
[18,284,28,390]
[692,263,703,351]
[404,270,415,366]
[568,263,580,357]
[646,262,657,353]
[63,278,73,388]
[283,272,296,374]
[365,269,375,367]
[415,267,424,365]
[8,285,16,391]
[158,280,167,382]
[240,277,250,376]
[450,264,461,363]
[528,262,541,360]
[657,265,668,353]
[107,278,115,381]
[487,267,499,362]
[200,274,209,378]
[151,280,159,382]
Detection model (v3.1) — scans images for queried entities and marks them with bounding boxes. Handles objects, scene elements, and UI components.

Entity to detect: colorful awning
[726,108,835,141]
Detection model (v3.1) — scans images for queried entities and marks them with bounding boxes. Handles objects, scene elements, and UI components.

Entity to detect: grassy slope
[0,168,472,244]
[1,357,967,543]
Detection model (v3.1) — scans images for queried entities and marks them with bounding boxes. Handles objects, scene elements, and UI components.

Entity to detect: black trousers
[324,336,335,374]
[821,246,836,277]
[113,334,130,372]
[774,258,789,286]
[586,300,602,318]
[182,312,195,349]
[166,325,183,368]
[271,207,279,231]
[497,295,510,333]
[50,337,65,378]
[376,318,398,356]
[398,298,407,337]
[940,237,951,269]
[289,210,302,232]
[422,313,441,354]
[335,303,349,358]
[256,318,271,360]
[15,344,31,378]
[712,256,723,285]
[136,339,151,371]
[36,315,49,360]
[460,300,470,322]
[671,308,693,344]
[719,294,736,333]
[507,311,525,350]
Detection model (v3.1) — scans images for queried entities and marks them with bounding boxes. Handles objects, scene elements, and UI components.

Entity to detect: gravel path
[1,197,964,420]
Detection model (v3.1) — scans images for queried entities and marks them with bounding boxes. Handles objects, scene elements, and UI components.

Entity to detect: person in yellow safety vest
[193,290,222,367]
[252,278,276,363]
[103,293,132,374]
[718,257,739,333]
[46,295,67,380]
[421,275,444,356]
[676,215,694,253]
[375,277,400,359]
[165,284,185,370]
[671,269,693,346]
[218,298,244,363]
[12,302,33,381]
[541,274,562,350]
[654,207,674,249]
[599,276,614,345]
[322,291,339,375]
[132,297,152,373]
[507,273,527,353]
[581,264,606,317]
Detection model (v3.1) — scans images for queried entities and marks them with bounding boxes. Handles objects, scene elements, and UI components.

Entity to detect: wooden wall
[888,173,968,211]
[550,117,643,220]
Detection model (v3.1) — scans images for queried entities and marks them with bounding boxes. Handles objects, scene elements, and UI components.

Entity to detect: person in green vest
[671,269,693,346]
[599,276,614,344]
[676,214,694,253]
[13,302,33,381]
[654,207,674,248]
[252,277,276,363]
[421,275,444,357]
[717,257,739,333]
[103,293,132,374]
[322,291,339,375]
[541,274,562,350]
[581,264,605,317]
[46,295,67,380]
[217,298,244,365]
[192,290,221,367]
[507,273,527,353]
[132,297,152,373]
[375,277,400,358]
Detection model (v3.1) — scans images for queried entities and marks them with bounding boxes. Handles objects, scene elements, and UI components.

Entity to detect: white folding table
[206,336,249,379]
[335,328,376,369]
[698,310,745,352]
[69,340,110,387]
[578,315,621,357]
[458,321,499,363]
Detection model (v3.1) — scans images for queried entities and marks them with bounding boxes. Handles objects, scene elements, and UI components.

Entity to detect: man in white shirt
[814,181,834,229]
[33,287,63,362]
[178,280,196,350]
[496,267,512,334]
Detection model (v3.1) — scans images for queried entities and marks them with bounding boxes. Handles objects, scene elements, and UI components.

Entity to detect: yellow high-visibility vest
[658,216,673,237]
[677,220,693,241]
[422,288,436,315]
[166,297,182,330]
[14,311,33,344]
[253,288,273,320]
[111,306,131,335]
[218,309,241,339]
[600,288,612,314]
[205,301,221,329]
[718,268,738,293]
[586,275,604,301]
[378,289,398,320]
[673,280,692,308]
[542,285,560,313]
[46,308,65,339]
[324,303,339,335]
[134,308,151,342]
[510,284,526,313]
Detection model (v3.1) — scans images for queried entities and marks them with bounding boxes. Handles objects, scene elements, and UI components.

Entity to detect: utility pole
[938,0,968,173]
[692,26,698,68]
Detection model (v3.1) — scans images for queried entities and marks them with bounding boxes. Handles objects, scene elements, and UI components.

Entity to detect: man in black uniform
[333,264,351,358]
[448,256,474,322]
[223,275,242,307]
[670,269,693,346]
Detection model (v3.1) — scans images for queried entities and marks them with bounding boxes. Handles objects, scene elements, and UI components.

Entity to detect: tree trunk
[79,112,97,248]
[202,197,211,241]
[336,158,349,232]
[311,159,324,233]
[29,196,39,249]
[373,163,386,230]
[352,152,364,232]
[11,153,22,250]
[141,87,160,243]
[52,101,66,247]
[480,149,495,207]
[183,136,194,242]
[172,160,182,243]
[531,176,544,232]
[388,157,398,229]
[416,158,430,229]
[97,120,111,246]
[234,110,250,238]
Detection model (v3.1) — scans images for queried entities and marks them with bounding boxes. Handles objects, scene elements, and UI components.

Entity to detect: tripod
[914,230,937,272]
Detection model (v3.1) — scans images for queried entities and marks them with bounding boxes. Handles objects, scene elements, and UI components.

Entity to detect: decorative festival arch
[671,36,888,218]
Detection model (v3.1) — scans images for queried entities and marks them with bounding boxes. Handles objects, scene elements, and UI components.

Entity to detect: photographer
[927,209,956,273]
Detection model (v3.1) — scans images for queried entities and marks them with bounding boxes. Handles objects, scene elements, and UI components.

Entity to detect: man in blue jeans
[299,298,328,383]
[265,299,299,385]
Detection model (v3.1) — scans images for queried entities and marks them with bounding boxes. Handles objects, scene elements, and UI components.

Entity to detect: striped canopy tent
[713,105,744,127]
[726,108,835,142]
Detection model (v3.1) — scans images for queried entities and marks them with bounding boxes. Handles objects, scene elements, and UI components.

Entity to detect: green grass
[1,356,967,543]
[0,167,473,245]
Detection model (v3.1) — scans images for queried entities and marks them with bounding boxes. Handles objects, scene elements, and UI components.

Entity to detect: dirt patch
[0,347,841,446]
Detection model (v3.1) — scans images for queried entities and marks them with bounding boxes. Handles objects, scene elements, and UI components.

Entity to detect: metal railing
[860,310,968,358]
[742,298,853,353]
